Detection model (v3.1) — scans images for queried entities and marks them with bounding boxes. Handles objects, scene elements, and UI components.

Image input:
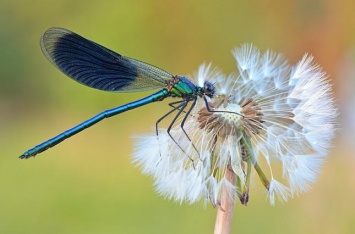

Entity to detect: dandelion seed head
[133,44,337,206]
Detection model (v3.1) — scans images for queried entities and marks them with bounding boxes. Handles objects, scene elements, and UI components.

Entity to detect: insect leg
[166,101,196,169]
[179,97,201,159]
[203,96,244,117]
[155,100,186,137]
[154,100,186,165]
[168,102,187,114]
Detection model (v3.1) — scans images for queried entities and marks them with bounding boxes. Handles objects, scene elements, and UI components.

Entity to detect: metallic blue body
[21,89,168,158]
[20,28,214,159]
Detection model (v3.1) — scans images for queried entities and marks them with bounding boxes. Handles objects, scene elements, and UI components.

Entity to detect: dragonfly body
[20,28,215,159]
[21,89,168,158]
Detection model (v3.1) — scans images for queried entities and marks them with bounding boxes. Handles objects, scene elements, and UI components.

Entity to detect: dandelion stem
[214,167,236,234]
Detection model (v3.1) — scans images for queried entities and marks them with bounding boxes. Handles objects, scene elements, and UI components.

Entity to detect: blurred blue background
[1,0,354,233]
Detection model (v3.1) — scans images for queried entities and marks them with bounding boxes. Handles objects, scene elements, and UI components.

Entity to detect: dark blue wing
[40,27,174,92]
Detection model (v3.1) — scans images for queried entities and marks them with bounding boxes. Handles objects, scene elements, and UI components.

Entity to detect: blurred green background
[1,0,354,233]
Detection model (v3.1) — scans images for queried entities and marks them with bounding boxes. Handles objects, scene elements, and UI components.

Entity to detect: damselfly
[19,28,217,159]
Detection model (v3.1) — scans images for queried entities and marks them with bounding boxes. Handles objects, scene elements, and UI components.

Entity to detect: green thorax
[168,76,202,98]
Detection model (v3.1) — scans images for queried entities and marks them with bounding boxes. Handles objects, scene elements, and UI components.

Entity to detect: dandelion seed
[133,44,337,206]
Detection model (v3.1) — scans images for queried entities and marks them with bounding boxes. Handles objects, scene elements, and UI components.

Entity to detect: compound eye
[204,81,215,97]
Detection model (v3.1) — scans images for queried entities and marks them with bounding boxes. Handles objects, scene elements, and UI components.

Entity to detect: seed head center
[197,97,265,138]
[217,103,243,124]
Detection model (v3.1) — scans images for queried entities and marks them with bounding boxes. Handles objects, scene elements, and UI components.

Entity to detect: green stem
[254,162,270,190]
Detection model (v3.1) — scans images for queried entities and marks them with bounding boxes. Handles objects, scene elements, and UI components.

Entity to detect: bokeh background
[1,0,354,233]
